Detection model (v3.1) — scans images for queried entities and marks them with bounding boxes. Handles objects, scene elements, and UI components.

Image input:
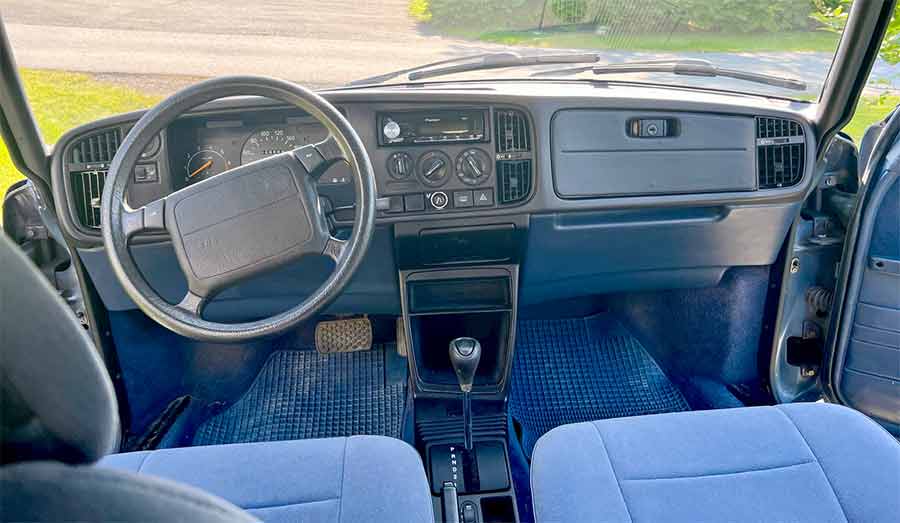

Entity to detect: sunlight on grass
[843,94,899,143]
[479,30,841,53]
[1,69,161,199]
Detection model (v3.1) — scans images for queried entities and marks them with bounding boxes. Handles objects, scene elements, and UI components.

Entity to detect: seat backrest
[1,232,117,465]
[0,231,256,522]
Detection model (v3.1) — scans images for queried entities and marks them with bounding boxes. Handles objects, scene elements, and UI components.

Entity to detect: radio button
[383,119,401,141]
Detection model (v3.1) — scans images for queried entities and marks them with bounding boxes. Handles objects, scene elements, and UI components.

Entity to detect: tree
[815,1,900,64]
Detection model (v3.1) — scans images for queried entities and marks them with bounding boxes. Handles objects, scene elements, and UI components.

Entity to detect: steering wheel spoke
[322,235,348,263]
[122,198,167,239]
[292,134,347,179]
[175,290,208,317]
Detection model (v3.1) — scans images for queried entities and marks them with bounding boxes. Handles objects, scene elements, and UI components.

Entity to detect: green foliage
[419,0,827,36]
[550,0,588,24]
[814,1,900,64]
[409,0,432,23]
[598,0,813,33]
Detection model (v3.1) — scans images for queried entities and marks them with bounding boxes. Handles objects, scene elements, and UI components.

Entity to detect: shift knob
[449,337,481,393]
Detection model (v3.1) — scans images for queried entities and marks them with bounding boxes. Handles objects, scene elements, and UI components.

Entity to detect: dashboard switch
[134,163,159,184]
[453,190,473,208]
[428,191,449,211]
[386,196,404,214]
[404,194,425,212]
[375,197,391,211]
[473,189,493,207]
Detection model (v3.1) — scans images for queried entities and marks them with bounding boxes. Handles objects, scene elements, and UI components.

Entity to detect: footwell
[193,345,408,445]
[509,315,689,456]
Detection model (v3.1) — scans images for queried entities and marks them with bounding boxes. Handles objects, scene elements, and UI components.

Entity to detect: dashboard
[51,80,819,318]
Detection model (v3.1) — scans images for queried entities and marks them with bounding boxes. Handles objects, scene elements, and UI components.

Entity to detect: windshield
[3,0,890,98]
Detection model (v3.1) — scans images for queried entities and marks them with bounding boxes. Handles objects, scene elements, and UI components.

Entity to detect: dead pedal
[315,317,373,354]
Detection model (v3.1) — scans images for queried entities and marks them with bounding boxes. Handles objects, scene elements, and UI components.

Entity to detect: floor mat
[510,315,689,456]
[193,345,407,445]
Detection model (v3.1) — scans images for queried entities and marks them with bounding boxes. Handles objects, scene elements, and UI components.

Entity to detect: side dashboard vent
[756,117,805,189]
[71,170,107,229]
[70,128,122,164]
[495,109,531,154]
[497,160,532,205]
[495,109,533,205]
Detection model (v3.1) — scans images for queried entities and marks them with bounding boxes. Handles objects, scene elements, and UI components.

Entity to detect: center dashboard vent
[756,117,805,189]
[494,109,533,204]
[68,128,121,230]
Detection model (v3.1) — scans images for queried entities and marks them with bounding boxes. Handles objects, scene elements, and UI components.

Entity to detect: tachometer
[241,127,298,164]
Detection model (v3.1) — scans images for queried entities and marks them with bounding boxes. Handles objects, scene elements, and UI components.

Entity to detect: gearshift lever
[449,337,481,450]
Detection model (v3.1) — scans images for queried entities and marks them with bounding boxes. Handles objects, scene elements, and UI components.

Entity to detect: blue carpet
[510,315,689,456]
[193,345,407,445]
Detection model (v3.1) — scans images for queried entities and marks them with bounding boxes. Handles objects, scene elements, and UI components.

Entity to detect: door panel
[830,119,900,433]
[838,179,899,428]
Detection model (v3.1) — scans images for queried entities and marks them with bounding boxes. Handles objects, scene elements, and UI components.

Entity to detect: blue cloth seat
[531,403,900,523]
[101,436,434,523]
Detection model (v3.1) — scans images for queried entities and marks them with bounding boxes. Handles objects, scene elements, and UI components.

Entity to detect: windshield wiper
[532,58,807,91]
[350,51,603,86]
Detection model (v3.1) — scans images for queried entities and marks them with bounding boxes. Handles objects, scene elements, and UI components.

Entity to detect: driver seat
[0,233,434,522]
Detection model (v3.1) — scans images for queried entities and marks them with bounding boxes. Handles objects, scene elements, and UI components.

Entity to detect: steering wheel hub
[101,76,376,342]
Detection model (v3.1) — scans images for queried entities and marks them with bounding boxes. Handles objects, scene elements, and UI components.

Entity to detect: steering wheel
[101,76,376,342]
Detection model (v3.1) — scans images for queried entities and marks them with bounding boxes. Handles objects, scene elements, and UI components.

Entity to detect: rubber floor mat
[193,345,407,445]
[510,315,689,456]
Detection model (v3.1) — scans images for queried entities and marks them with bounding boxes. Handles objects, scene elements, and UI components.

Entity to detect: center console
[395,215,527,523]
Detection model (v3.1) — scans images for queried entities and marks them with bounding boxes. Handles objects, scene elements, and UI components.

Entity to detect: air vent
[495,109,531,154]
[756,117,805,189]
[70,170,107,229]
[70,128,122,164]
[497,160,532,205]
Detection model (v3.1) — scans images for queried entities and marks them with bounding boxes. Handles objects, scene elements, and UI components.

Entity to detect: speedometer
[241,127,298,164]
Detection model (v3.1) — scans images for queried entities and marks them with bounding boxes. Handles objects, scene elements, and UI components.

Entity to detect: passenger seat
[530,403,900,522]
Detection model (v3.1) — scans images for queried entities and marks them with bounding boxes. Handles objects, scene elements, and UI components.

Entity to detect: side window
[1,71,160,210]
[817,1,900,141]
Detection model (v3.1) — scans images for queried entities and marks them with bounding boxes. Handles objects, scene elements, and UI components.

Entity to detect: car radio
[378,109,488,146]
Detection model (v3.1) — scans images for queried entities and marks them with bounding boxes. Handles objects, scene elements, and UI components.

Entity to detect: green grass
[0,69,161,200]
[843,94,900,143]
[478,29,841,53]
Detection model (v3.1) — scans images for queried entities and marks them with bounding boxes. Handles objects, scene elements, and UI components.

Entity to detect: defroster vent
[756,117,805,189]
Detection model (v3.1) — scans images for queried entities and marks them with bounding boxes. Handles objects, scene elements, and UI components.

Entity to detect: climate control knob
[456,148,492,186]
[417,151,451,187]
[386,151,413,180]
